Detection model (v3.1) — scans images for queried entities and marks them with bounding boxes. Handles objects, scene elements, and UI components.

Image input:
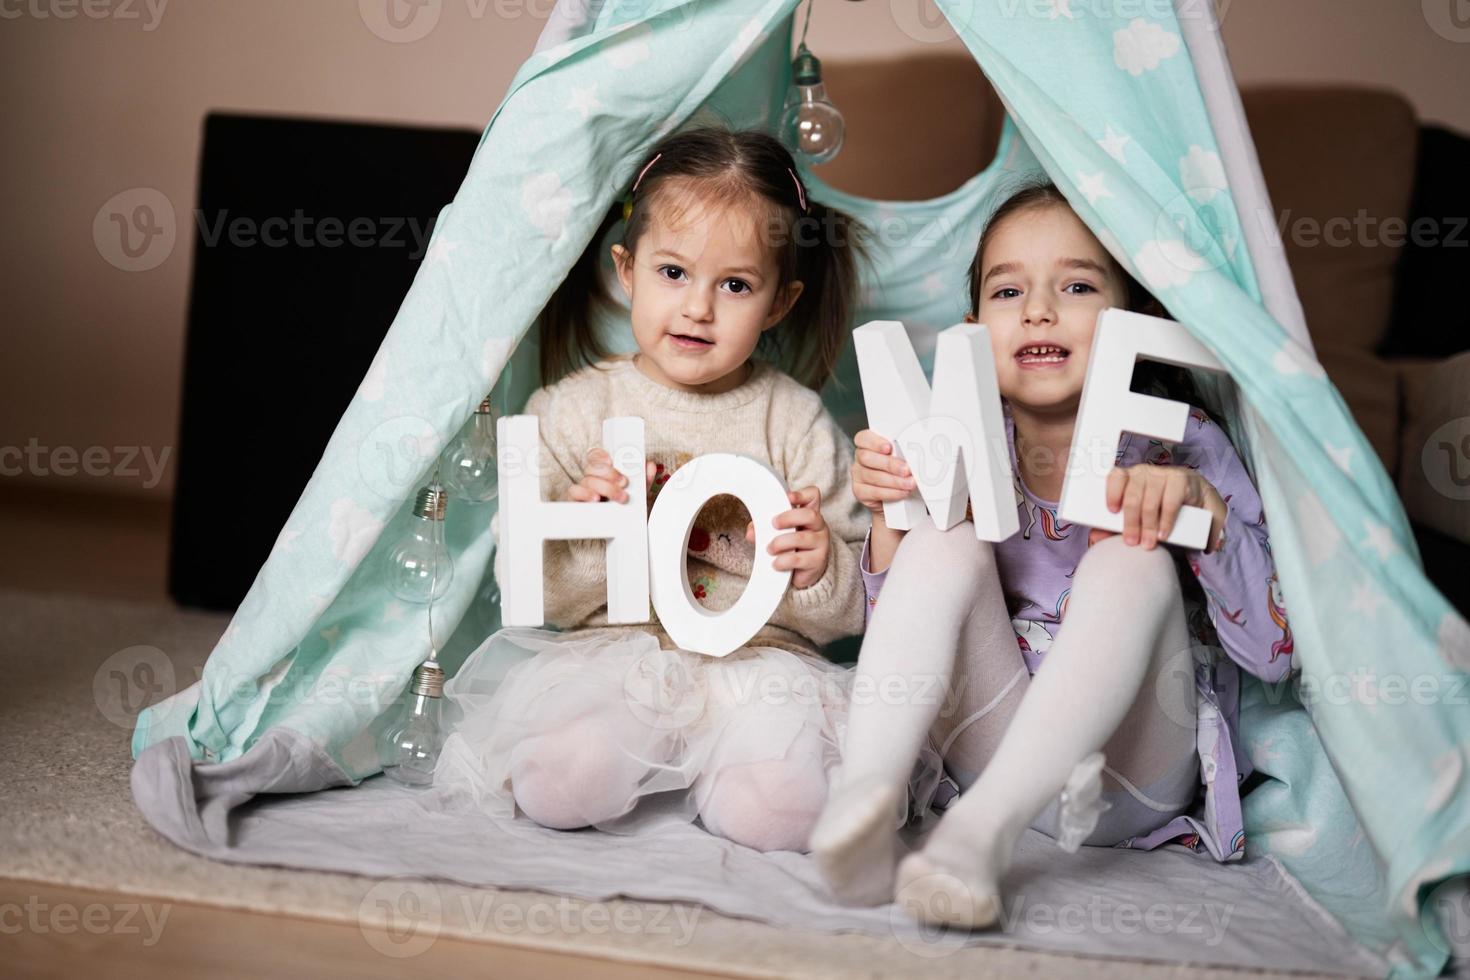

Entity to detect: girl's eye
[722,279,752,295]
[991,287,1021,300]
[1064,282,1097,295]
[657,265,686,282]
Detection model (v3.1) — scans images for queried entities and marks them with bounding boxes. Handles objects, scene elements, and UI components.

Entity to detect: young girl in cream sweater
[436,127,942,852]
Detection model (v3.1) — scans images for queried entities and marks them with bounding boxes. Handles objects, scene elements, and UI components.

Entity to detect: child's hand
[562,448,657,504]
[745,486,830,589]
[1091,464,1227,552]
[850,430,915,516]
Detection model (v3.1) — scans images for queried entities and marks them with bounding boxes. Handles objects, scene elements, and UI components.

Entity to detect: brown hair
[536,127,866,391]
[967,181,1208,412]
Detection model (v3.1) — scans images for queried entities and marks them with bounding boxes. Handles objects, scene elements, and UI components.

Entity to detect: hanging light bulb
[778,40,845,165]
[379,659,445,787]
[384,482,453,603]
[778,44,845,165]
[441,396,498,502]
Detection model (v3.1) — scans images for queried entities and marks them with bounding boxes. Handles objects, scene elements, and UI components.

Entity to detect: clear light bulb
[441,397,498,502]
[384,483,453,603]
[379,660,445,787]
[778,44,845,166]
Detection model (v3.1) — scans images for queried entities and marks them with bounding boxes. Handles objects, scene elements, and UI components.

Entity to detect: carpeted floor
[0,586,1373,979]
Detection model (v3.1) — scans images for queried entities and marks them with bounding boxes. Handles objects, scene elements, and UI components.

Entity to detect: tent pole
[1174,1,1313,354]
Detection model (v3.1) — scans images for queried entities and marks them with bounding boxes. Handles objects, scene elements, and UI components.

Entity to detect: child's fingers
[856,448,911,478]
[580,475,627,502]
[789,486,822,511]
[1105,466,1128,512]
[768,530,819,555]
[773,506,822,530]
[1139,473,1164,548]
[856,457,914,488]
[566,483,610,503]
[1158,475,1187,541]
[1121,471,1145,544]
[585,459,628,487]
[856,481,911,504]
[854,430,891,455]
[646,461,658,484]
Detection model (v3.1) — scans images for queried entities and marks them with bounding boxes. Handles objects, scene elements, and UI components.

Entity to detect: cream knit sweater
[493,355,869,656]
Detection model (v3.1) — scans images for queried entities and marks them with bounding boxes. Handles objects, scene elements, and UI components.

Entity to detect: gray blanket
[131,727,1392,976]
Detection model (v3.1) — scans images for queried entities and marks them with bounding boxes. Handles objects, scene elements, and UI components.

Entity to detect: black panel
[169,113,480,610]
[1381,124,1470,359]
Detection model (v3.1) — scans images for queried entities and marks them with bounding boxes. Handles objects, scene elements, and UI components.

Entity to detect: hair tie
[624,153,807,220]
[631,152,662,195]
[622,151,664,223]
[787,167,808,212]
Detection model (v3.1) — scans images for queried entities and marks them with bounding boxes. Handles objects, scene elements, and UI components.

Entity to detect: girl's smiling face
[968,203,1129,416]
[613,180,802,395]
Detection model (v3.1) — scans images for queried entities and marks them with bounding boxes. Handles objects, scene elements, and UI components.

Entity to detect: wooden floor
[1,879,735,980]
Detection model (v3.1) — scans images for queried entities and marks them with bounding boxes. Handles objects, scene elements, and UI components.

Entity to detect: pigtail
[537,203,623,386]
[773,201,867,391]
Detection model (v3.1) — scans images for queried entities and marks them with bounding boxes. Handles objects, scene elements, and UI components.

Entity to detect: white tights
[812,520,1199,921]
[508,691,830,854]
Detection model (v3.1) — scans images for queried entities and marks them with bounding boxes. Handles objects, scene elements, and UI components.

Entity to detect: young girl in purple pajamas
[809,183,1295,927]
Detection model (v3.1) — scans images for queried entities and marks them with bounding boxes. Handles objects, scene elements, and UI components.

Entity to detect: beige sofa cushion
[1241,87,1418,353]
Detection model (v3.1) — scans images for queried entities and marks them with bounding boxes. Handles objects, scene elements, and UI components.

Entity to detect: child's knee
[900,521,999,598]
[509,724,644,829]
[697,756,830,852]
[1077,535,1178,602]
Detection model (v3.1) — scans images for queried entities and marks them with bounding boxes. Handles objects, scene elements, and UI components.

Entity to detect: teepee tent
[131,2,1469,975]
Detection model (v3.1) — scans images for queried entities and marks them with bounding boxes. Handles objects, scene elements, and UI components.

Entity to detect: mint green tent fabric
[132,2,1469,975]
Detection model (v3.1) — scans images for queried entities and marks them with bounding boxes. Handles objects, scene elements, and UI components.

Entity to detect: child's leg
[690,648,842,852]
[509,707,672,830]
[812,519,1024,902]
[694,721,831,853]
[896,535,1196,927]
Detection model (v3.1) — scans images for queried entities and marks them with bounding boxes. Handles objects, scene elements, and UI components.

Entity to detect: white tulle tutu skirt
[433,626,944,843]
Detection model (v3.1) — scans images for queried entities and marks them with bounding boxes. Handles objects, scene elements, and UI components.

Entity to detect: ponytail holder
[622,197,633,222]
[787,167,808,212]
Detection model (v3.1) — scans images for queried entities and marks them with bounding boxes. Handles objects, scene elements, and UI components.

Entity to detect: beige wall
[2,0,1466,500]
